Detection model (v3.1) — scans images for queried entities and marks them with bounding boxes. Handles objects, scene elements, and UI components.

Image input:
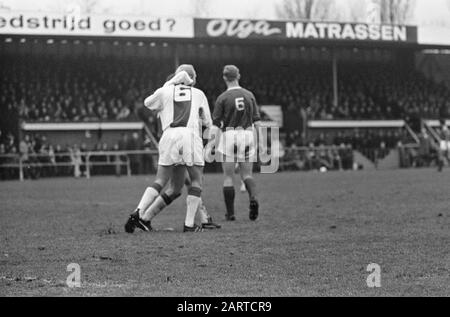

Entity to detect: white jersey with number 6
[144,84,212,166]
[145,84,211,135]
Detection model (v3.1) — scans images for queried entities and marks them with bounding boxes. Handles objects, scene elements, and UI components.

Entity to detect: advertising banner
[195,19,418,43]
[0,12,193,38]
[418,26,450,46]
[1,13,435,46]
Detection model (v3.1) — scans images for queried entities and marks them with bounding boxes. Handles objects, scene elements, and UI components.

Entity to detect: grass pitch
[0,169,449,296]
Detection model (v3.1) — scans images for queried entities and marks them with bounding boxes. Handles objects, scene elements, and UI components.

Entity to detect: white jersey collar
[227,86,242,91]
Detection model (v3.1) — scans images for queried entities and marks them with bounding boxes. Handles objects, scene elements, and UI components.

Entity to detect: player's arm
[251,94,262,126]
[254,120,266,154]
[212,96,224,129]
[203,95,220,155]
[251,95,266,153]
[200,94,213,128]
[144,88,164,112]
[163,71,193,87]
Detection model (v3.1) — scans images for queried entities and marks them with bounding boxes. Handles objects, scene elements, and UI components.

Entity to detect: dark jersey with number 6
[213,87,261,131]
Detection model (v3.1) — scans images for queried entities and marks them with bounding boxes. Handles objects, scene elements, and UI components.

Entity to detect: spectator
[417,129,433,167]
[127,132,142,174]
[111,143,123,177]
[0,143,7,180]
[118,133,129,151]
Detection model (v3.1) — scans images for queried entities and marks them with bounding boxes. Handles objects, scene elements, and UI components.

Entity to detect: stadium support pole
[174,45,180,69]
[126,158,131,177]
[85,154,91,179]
[332,50,339,108]
[19,158,24,182]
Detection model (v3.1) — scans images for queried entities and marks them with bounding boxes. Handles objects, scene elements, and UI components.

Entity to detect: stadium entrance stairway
[354,149,401,170]
[353,151,376,171]
[377,149,400,170]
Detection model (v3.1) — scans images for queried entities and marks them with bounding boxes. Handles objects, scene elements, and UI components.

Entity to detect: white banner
[22,122,145,131]
[308,120,406,128]
[0,12,193,38]
[418,26,450,46]
[423,120,450,127]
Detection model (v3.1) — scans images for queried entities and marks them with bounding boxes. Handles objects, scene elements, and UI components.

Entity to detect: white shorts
[440,140,450,152]
[217,129,257,162]
[158,127,204,167]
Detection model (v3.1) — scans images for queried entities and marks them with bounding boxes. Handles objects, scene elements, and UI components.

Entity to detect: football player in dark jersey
[212,65,262,221]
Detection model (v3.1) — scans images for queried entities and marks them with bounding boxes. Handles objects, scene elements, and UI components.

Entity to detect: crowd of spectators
[279,128,409,171]
[0,126,441,179]
[195,61,450,123]
[0,131,155,180]
[280,143,355,172]
[1,56,449,125]
[1,55,449,178]
[313,128,407,162]
[0,56,173,125]
[0,130,19,179]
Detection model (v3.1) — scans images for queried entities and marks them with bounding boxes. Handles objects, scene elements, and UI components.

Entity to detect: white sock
[196,199,210,224]
[137,187,159,217]
[142,196,167,222]
[185,195,201,228]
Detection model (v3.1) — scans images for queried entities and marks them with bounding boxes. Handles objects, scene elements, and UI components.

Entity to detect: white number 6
[235,97,245,111]
[174,86,191,102]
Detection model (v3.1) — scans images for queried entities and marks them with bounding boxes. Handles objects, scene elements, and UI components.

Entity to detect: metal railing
[0,150,159,181]
[422,123,441,150]
[3,144,427,179]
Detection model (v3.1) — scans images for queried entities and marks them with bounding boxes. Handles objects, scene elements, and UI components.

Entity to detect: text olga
[206,19,282,38]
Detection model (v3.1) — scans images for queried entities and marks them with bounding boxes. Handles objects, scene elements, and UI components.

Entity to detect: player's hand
[164,71,193,87]
[257,142,268,164]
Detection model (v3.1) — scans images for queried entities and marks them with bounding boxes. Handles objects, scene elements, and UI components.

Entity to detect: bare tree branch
[304,0,315,19]
[84,0,98,14]
[276,0,306,20]
[0,1,11,11]
[276,0,336,21]
[379,0,416,24]
[312,0,332,21]
[65,0,99,15]
[347,0,367,23]
[192,0,211,18]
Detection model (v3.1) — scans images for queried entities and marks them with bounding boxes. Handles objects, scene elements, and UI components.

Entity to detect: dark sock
[150,183,163,193]
[223,186,235,215]
[244,178,257,201]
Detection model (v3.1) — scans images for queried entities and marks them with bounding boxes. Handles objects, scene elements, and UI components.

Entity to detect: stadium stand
[1,48,449,178]
[1,56,449,125]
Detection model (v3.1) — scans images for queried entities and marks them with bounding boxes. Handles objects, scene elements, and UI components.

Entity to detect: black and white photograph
[0,0,449,301]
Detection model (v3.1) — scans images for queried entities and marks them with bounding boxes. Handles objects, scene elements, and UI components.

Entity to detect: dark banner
[194,19,418,43]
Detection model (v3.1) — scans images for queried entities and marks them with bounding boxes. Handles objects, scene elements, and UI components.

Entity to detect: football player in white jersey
[157,73,221,230]
[125,65,213,233]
